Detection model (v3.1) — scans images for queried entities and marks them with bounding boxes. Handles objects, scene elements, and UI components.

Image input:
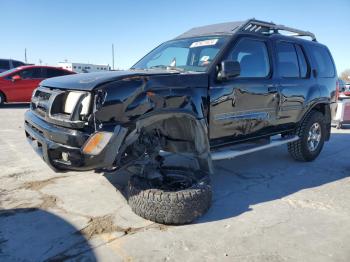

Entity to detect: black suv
[24,19,337,224]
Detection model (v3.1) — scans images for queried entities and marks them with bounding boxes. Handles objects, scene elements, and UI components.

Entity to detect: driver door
[209,36,279,146]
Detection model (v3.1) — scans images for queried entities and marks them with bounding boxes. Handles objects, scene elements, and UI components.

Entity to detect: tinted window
[17,68,43,79]
[12,61,25,68]
[45,68,71,78]
[295,45,309,78]
[310,46,335,78]
[226,38,270,78]
[277,42,299,78]
[0,60,10,70]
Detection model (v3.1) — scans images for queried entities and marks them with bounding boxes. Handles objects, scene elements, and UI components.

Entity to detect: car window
[310,46,335,78]
[17,68,43,79]
[12,61,25,68]
[226,38,270,78]
[276,42,299,78]
[45,68,71,78]
[295,45,309,78]
[133,36,229,72]
[0,60,10,70]
[147,47,189,68]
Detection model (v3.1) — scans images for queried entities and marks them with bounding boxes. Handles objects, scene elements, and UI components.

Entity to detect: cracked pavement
[0,104,349,262]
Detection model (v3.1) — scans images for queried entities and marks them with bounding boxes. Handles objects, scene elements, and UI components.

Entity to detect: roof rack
[240,19,317,41]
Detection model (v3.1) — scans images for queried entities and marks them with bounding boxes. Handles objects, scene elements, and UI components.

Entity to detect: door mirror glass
[217,60,240,81]
[12,75,21,82]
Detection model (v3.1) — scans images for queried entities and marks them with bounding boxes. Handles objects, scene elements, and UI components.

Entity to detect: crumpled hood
[40,70,188,91]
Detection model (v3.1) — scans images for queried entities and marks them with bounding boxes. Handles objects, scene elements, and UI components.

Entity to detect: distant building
[57,62,111,73]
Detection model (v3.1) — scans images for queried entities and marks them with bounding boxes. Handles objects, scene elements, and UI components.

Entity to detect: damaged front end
[24,72,211,175]
[25,85,128,171]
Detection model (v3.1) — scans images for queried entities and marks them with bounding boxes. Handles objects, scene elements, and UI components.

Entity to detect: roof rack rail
[240,19,317,41]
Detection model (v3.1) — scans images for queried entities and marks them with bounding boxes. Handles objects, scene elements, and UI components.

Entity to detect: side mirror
[217,60,240,81]
[12,75,21,82]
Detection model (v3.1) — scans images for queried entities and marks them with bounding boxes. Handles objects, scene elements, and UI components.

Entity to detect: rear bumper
[24,110,127,172]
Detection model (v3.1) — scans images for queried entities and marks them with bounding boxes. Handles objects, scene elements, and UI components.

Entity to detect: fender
[116,110,213,174]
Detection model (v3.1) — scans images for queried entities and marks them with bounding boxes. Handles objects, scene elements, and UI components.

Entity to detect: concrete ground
[0,104,349,262]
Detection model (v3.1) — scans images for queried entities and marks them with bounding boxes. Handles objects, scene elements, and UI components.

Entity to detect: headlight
[94,90,107,111]
[64,91,91,116]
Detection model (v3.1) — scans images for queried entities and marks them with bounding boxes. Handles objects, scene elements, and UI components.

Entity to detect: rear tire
[128,168,212,225]
[288,111,326,161]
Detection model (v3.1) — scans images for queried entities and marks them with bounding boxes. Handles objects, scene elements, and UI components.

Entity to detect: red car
[0,65,75,104]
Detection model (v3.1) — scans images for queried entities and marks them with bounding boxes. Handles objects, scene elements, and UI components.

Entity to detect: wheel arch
[0,90,6,103]
[299,101,332,141]
[119,110,213,174]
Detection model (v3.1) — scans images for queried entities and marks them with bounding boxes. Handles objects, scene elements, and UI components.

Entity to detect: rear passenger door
[274,41,314,126]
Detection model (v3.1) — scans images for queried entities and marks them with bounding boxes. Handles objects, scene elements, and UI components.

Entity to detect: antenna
[24,48,27,63]
[112,44,115,70]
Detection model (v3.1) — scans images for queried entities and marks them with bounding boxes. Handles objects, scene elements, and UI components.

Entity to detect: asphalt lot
[0,104,349,262]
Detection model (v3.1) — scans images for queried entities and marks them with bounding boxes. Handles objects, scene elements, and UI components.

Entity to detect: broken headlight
[93,90,107,112]
[49,90,92,121]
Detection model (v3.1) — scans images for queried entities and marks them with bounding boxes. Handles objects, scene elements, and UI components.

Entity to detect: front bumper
[24,110,127,172]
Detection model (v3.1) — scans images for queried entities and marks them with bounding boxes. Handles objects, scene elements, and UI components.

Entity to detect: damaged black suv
[25,19,337,224]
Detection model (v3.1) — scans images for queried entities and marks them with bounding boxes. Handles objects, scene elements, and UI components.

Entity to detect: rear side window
[0,60,10,70]
[295,45,309,78]
[310,46,335,78]
[226,38,270,78]
[45,68,71,78]
[276,42,299,78]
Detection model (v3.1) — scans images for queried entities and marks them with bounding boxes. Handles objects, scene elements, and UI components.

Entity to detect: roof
[175,21,245,39]
[175,19,316,41]
[16,65,66,70]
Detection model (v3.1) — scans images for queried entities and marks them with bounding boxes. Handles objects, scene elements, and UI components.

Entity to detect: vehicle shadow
[198,132,350,223]
[0,103,29,109]
[103,132,350,224]
[0,208,97,261]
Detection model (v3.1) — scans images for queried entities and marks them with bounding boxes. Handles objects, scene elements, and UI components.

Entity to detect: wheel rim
[307,122,321,152]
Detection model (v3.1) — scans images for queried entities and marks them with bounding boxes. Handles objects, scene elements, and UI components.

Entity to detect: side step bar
[211,136,299,161]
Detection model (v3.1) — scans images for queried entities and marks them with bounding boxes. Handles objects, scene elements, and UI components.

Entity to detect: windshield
[132,36,229,72]
[0,68,19,77]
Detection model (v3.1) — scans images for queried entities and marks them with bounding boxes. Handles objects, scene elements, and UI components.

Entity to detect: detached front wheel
[288,111,326,161]
[128,168,212,225]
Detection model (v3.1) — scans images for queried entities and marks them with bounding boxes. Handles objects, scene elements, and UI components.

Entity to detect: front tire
[128,168,212,225]
[288,111,326,162]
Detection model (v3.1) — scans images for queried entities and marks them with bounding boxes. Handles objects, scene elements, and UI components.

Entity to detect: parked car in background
[0,65,75,104]
[344,83,350,97]
[338,79,350,99]
[0,59,26,73]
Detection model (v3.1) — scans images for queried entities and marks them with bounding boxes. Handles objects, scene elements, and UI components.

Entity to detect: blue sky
[1,0,350,73]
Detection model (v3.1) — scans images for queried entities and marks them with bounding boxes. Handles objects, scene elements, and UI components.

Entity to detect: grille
[31,88,54,117]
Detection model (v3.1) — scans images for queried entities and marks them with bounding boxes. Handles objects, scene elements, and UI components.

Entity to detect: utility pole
[112,44,115,70]
[24,48,27,63]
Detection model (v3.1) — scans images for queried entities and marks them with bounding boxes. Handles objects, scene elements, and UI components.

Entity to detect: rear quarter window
[310,45,335,78]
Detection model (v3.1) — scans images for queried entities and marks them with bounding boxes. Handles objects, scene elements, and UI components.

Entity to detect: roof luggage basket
[240,19,317,41]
